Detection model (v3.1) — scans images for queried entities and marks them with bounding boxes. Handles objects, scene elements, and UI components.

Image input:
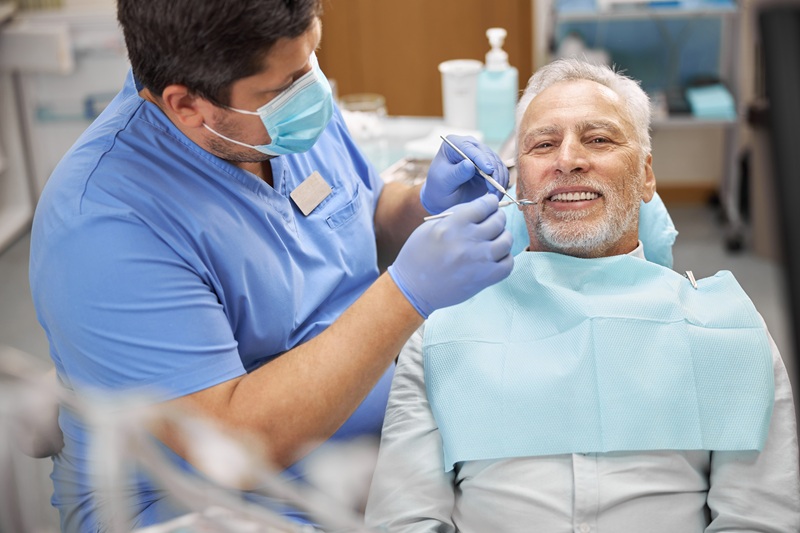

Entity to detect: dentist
[28,0,513,531]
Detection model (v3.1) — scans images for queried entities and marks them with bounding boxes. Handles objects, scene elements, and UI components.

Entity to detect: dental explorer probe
[439,135,536,209]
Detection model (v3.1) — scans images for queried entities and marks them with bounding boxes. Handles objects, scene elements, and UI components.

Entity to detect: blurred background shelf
[0,2,15,22]
[542,0,745,248]
[556,0,737,21]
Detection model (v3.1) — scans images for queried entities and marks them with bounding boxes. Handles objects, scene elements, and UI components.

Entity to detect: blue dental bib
[423,253,774,471]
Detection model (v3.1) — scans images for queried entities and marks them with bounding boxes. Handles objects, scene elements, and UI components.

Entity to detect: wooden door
[317,0,533,117]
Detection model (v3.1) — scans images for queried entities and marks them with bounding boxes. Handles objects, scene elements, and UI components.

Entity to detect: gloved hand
[420,135,509,215]
[388,194,514,318]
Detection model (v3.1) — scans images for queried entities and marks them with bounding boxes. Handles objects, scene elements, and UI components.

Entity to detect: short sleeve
[30,214,246,400]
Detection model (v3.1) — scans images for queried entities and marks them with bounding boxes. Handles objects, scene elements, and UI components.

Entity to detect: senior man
[365,58,800,532]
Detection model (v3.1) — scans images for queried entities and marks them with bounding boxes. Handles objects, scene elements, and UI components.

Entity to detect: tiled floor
[0,202,797,531]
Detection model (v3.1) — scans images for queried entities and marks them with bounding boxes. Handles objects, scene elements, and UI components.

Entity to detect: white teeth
[549,191,600,202]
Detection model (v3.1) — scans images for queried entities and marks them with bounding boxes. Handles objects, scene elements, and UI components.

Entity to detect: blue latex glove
[420,135,509,215]
[388,195,514,318]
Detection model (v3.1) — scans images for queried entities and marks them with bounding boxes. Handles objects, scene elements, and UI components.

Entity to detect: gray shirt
[366,248,800,533]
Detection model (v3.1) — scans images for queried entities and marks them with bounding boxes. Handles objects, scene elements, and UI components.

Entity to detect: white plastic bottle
[477,28,519,145]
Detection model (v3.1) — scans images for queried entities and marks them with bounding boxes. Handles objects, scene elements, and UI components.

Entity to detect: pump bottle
[477,28,519,145]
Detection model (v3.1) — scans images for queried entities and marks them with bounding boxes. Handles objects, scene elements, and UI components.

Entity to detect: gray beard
[528,173,642,257]
[535,202,639,257]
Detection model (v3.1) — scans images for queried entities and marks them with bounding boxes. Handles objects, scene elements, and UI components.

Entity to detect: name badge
[290,171,332,216]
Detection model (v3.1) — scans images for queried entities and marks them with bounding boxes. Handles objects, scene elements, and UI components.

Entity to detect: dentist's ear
[156,85,210,129]
[641,153,656,203]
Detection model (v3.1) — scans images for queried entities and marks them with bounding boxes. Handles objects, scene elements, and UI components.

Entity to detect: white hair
[516,58,652,155]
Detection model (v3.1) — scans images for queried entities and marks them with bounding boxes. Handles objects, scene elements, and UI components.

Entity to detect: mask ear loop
[202,123,262,151]
[223,106,260,116]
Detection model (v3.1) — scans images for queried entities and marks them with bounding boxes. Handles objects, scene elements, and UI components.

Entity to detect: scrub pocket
[326,183,362,229]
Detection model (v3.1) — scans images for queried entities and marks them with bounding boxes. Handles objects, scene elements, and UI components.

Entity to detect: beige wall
[651,128,724,192]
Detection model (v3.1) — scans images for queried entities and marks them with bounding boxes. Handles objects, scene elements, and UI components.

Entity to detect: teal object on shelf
[685,84,736,120]
[477,28,518,144]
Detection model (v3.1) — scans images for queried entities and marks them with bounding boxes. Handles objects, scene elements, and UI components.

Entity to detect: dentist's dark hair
[117,0,322,106]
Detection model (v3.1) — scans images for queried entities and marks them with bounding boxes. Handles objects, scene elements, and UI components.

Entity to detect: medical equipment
[0,345,380,533]
[439,135,534,208]
[0,347,61,533]
[380,157,432,186]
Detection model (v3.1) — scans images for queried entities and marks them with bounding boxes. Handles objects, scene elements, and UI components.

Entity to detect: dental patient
[365,58,800,532]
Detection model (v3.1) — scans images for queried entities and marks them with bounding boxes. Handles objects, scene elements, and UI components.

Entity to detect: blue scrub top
[30,71,393,531]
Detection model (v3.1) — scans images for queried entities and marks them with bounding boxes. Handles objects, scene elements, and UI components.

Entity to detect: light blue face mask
[204,53,334,156]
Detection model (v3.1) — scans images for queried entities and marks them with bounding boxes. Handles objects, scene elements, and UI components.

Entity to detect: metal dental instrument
[439,135,536,208]
[424,200,518,221]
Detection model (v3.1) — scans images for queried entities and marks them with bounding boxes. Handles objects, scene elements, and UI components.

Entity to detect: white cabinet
[3,6,127,199]
[0,3,34,253]
[0,72,34,253]
[0,5,128,254]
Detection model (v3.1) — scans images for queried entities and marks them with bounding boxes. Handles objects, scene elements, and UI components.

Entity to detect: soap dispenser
[477,27,519,144]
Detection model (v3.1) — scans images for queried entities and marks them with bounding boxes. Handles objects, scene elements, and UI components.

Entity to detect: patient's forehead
[521,79,631,134]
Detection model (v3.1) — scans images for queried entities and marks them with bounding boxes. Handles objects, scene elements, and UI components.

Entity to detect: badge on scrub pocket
[290,171,332,216]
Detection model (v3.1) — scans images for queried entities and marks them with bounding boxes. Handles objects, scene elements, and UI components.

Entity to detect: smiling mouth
[548,191,601,202]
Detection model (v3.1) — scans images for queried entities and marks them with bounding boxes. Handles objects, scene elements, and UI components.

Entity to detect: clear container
[438,59,483,130]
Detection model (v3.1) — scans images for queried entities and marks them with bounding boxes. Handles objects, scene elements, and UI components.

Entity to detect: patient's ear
[641,153,656,203]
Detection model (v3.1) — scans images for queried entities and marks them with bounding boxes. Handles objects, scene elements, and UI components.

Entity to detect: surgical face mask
[204,53,334,156]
